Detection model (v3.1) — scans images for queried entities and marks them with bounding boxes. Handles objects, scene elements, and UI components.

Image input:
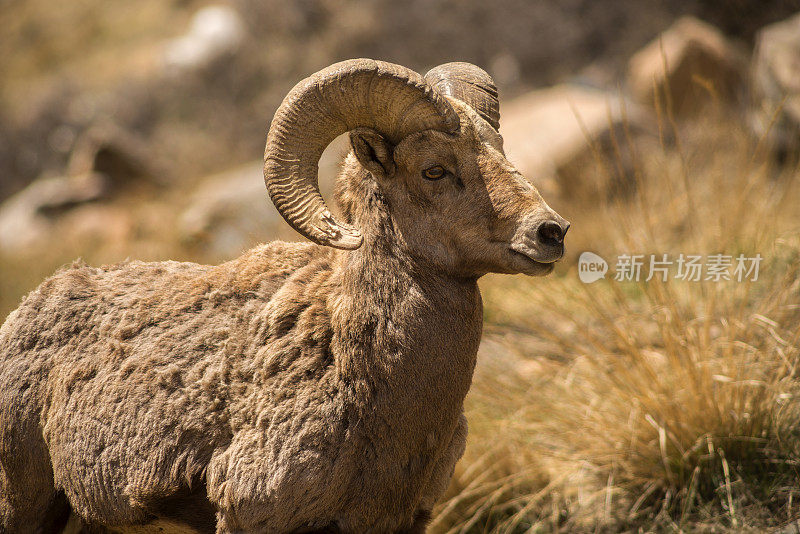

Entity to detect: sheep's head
[264,59,568,278]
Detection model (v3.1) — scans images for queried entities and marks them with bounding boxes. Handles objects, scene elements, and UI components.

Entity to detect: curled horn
[264,58,460,249]
[424,62,500,131]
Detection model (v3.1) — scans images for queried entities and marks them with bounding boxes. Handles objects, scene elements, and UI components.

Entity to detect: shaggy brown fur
[0,98,567,532]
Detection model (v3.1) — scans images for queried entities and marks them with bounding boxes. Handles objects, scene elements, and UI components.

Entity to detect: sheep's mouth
[510,241,563,263]
[508,248,557,276]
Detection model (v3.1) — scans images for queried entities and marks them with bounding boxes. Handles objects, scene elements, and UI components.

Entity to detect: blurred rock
[751,11,800,159]
[627,16,747,115]
[0,123,162,254]
[180,135,347,258]
[163,5,245,74]
[692,0,800,43]
[179,162,274,258]
[0,173,108,252]
[68,124,164,191]
[489,52,522,88]
[502,84,650,200]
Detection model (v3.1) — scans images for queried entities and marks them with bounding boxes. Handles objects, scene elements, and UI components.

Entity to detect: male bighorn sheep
[0,59,569,533]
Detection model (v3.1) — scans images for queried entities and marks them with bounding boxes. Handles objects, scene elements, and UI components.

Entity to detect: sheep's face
[347,100,569,278]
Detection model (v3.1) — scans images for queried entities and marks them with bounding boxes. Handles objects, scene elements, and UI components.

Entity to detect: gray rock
[179,135,347,258]
[0,123,162,254]
[627,16,746,115]
[163,5,245,74]
[0,173,108,252]
[179,161,276,258]
[751,11,800,157]
[67,124,163,190]
[502,84,649,200]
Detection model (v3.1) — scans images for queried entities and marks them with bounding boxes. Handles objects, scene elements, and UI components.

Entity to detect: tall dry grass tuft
[433,107,800,532]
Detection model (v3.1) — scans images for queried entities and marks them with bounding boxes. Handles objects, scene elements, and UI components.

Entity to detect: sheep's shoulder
[209,240,325,301]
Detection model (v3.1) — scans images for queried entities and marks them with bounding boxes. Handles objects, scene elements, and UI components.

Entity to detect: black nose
[537,220,569,246]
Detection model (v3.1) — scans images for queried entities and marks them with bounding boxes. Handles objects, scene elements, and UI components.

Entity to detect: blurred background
[2,0,800,531]
[0,0,798,310]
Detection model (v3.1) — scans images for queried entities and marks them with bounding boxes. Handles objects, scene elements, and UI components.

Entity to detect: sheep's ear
[350,128,395,177]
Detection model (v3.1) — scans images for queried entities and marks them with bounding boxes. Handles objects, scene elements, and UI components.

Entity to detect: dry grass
[433,109,800,532]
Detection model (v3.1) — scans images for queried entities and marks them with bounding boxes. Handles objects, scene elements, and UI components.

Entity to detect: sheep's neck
[328,162,482,437]
[330,234,482,426]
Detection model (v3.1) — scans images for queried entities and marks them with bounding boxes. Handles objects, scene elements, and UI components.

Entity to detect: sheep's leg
[0,457,70,534]
[0,382,70,534]
[399,412,468,534]
[418,414,468,511]
[208,436,332,534]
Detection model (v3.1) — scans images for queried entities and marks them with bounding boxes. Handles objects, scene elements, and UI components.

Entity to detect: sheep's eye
[422,166,446,181]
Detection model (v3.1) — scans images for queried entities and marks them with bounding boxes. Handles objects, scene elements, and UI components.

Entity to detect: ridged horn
[264,58,460,249]
[425,62,500,131]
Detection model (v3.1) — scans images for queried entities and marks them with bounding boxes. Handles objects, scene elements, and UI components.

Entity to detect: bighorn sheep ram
[0,59,568,533]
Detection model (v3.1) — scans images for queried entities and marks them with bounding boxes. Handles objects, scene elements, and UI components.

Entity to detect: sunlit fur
[0,100,565,533]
